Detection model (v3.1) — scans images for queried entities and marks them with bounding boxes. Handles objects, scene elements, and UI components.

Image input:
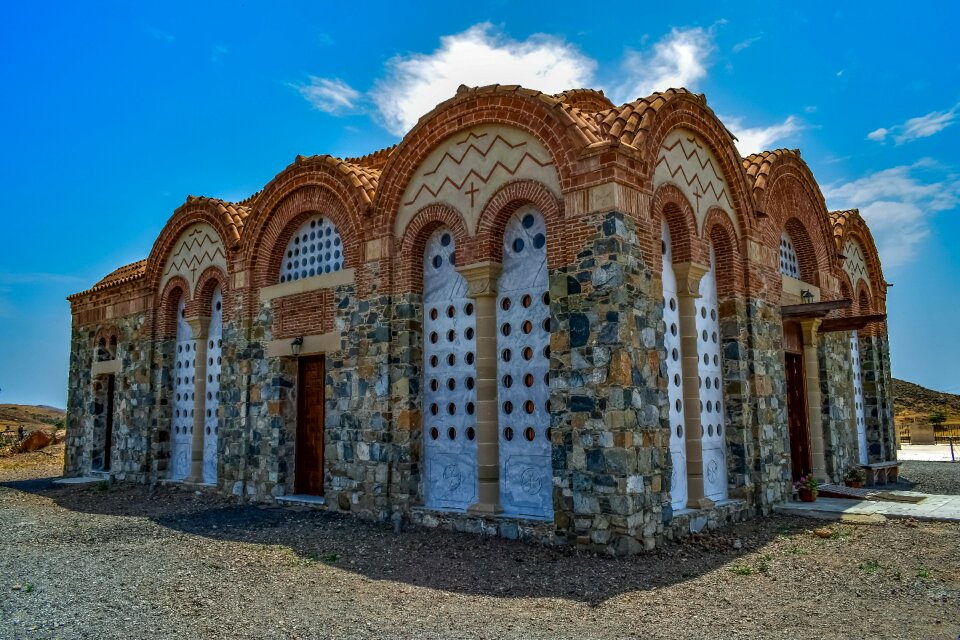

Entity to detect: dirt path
[1,456,958,639]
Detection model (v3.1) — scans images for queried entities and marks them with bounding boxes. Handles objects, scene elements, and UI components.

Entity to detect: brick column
[801,318,829,482]
[673,262,713,510]
[187,317,210,483]
[457,262,503,516]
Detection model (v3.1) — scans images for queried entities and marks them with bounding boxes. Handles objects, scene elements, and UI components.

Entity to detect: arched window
[422,229,477,510]
[171,296,195,482]
[203,287,223,484]
[697,245,728,501]
[851,331,868,465]
[278,215,344,283]
[661,220,687,511]
[496,208,552,519]
[779,232,800,279]
[96,338,109,362]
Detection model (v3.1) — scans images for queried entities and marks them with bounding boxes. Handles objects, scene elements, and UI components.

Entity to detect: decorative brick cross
[465,181,479,208]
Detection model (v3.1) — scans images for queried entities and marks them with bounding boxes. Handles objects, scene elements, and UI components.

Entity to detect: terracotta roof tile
[594,88,720,149]
[290,154,380,203]
[550,88,616,113]
[451,84,605,146]
[741,148,802,193]
[182,196,252,244]
[68,259,147,300]
[345,145,397,171]
[829,209,859,249]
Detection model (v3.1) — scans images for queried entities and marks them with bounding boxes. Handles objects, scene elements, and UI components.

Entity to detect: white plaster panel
[843,239,871,293]
[654,129,740,237]
[395,124,561,238]
[161,224,227,295]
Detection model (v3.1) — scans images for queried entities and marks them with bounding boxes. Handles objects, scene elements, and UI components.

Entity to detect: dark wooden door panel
[785,353,810,481]
[296,356,325,495]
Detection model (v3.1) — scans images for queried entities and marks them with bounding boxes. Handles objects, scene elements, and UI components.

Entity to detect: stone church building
[65,85,896,553]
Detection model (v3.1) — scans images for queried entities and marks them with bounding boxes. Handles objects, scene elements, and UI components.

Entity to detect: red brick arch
[475,180,566,268]
[244,184,365,299]
[855,280,874,315]
[242,157,370,264]
[190,266,230,321]
[145,199,238,300]
[838,216,886,315]
[93,325,121,359]
[155,275,191,340]
[702,207,746,298]
[838,274,855,317]
[784,217,819,285]
[370,88,593,236]
[394,204,471,295]
[752,156,840,298]
[635,95,757,242]
[651,183,702,270]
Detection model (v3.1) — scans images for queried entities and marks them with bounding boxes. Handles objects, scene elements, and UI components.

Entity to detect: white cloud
[296,24,719,133]
[897,107,957,143]
[294,77,361,114]
[211,45,228,63]
[732,34,762,53]
[723,115,804,156]
[867,104,958,144]
[371,23,595,135]
[615,27,714,103]
[147,27,175,43]
[823,160,960,266]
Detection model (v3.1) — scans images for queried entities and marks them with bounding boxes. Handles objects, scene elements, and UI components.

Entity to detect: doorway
[785,352,810,481]
[102,374,115,472]
[295,355,325,495]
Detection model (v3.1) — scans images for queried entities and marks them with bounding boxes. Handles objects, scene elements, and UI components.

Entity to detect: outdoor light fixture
[290,336,303,357]
[801,289,814,303]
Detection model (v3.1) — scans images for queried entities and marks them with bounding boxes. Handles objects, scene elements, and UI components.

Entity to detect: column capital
[186,316,211,339]
[672,262,710,297]
[799,317,822,345]
[456,261,502,298]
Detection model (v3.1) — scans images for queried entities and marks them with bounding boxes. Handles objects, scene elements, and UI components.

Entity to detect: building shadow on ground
[1,478,805,604]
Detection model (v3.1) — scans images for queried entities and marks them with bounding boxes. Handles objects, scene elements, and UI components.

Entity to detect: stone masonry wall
[744,300,791,510]
[819,331,857,481]
[64,312,153,482]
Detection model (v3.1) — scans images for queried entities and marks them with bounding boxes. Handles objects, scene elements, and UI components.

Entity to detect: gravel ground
[1,451,959,640]
[900,460,960,495]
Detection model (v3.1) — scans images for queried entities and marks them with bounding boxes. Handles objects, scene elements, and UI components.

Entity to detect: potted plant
[794,475,819,502]
[844,468,866,488]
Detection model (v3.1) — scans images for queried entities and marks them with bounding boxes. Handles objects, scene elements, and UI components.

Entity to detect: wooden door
[785,353,810,481]
[103,374,115,471]
[296,355,325,495]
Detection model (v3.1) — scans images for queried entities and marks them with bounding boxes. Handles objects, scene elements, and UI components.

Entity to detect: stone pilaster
[800,318,828,482]
[187,317,210,483]
[457,261,503,516]
[673,262,713,510]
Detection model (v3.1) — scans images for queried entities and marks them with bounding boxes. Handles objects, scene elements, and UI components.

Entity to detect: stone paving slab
[51,476,104,485]
[776,493,960,522]
[897,444,960,462]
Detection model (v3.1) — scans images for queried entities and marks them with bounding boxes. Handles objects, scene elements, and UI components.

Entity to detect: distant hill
[0,404,65,433]
[893,379,960,422]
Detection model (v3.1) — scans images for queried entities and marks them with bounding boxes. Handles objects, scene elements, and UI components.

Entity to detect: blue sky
[1,1,959,407]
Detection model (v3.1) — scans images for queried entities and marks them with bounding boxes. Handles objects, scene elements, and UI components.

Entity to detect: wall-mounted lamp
[800,289,814,303]
[290,336,304,357]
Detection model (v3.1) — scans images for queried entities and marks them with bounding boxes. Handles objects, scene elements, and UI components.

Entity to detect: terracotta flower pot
[798,487,817,502]
[844,479,864,488]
